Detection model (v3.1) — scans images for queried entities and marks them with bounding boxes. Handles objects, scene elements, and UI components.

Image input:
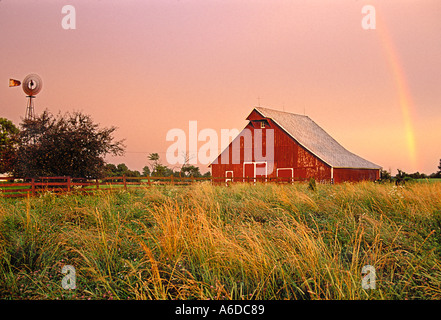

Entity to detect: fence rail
[0,175,310,198]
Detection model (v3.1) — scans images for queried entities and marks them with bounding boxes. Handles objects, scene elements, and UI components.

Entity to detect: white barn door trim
[243,161,267,183]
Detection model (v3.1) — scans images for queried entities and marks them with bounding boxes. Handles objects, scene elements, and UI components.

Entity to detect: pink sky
[1,0,440,175]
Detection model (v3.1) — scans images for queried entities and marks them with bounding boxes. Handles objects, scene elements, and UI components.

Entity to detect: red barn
[209,107,381,183]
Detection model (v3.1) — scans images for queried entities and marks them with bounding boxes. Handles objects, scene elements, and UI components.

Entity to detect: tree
[15,110,125,178]
[180,165,202,177]
[147,153,160,173]
[145,152,204,178]
[380,169,391,182]
[202,171,211,178]
[142,165,151,177]
[395,169,406,179]
[176,151,193,177]
[104,163,140,183]
[148,153,160,165]
[116,163,129,175]
[151,164,173,177]
[433,159,441,179]
[147,152,175,177]
[394,169,412,185]
[116,163,140,177]
[104,163,118,177]
[0,118,20,174]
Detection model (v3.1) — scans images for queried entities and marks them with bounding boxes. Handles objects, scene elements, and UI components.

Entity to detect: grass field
[1,181,441,300]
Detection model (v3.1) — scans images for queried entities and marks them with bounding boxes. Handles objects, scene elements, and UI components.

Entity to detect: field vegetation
[1,181,440,300]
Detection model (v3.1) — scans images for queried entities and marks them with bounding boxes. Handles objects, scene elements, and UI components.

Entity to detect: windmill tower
[9,74,43,120]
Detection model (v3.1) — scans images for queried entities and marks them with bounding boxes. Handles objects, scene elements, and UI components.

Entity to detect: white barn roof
[254,107,381,169]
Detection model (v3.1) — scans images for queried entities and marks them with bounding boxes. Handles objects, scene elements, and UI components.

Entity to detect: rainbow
[377,13,418,171]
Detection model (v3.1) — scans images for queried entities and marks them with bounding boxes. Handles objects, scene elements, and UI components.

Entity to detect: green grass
[1,181,441,300]
[415,178,441,183]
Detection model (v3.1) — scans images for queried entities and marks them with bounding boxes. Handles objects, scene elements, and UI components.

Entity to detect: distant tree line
[0,111,208,179]
[104,152,211,180]
[380,160,441,184]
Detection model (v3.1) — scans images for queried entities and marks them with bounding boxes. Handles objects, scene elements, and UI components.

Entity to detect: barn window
[260,121,265,128]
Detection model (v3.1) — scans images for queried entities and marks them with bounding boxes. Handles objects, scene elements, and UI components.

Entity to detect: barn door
[277,168,293,183]
[255,162,267,183]
[244,163,254,182]
[243,162,267,183]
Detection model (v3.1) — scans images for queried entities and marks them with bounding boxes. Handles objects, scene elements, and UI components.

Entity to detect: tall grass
[1,181,440,300]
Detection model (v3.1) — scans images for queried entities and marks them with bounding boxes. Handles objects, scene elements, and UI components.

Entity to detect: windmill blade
[22,74,42,96]
[9,79,21,87]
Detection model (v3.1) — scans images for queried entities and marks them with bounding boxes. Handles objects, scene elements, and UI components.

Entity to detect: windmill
[9,74,43,120]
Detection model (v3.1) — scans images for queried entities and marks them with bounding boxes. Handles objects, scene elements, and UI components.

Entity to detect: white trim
[243,161,267,182]
[276,168,294,179]
[225,170,233,182]
[277,167,294,183]
[276,168,294,176]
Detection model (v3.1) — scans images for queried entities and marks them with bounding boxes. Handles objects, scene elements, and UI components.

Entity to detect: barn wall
[246,109,265,121]
[333,168,380,183]
[211,115,332,183]
[211,110,380,184]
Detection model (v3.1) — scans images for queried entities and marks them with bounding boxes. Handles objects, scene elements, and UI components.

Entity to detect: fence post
[147,175,151,186]
[67,177,71,192]
[171,175,174,186]
[96,178,99,190]
[31,178,35,196]
[123,175,127,190]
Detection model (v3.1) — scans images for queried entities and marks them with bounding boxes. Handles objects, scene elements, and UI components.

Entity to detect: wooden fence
[0,175,308,198]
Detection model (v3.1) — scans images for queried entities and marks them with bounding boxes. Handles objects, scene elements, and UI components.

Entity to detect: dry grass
[1,181,441,300]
